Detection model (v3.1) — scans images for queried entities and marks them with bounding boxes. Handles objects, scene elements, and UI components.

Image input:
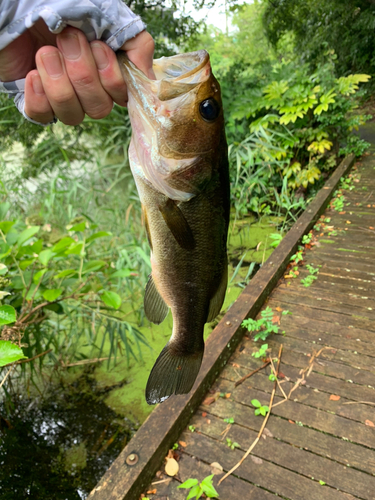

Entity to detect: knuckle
[71,73,96,89]
[51,91,76,106]
[86,103,112,120]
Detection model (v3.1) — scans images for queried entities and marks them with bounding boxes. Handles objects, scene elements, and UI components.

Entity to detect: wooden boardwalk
[145,153,375,500]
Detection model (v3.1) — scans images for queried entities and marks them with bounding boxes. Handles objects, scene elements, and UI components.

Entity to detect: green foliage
[301,263,319,287]
[251,399,270,416]
[252,343,268,359]
[242,307,278,341]
[226,437,240,450]
[270,233,283,248]
[0,149,155,378]
[263,0,375,81]
[178,474,219,499]
[0,339,26,366]
[242,307,277,342]
[224,417,234,424]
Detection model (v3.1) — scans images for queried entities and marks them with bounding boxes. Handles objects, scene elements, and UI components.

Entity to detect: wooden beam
[88,154,355,500]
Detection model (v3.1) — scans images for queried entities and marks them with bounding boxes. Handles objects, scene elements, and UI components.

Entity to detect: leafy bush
[0,152,154,379]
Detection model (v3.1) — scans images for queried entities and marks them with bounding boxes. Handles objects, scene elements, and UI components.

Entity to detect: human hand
[0,20,154,125]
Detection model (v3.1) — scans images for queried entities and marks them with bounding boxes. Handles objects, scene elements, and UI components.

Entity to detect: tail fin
[146,343,204,405]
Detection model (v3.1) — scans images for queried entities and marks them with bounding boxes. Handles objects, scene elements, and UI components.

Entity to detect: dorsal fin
[158,198,196,251]
[144,275,169,325]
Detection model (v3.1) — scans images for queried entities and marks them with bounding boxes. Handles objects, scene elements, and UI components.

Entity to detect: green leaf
[101,291,121,309]
[86,231,112,243]
[109,268,133,279]
[81,260,106,275]
[52,237,75,253]
[69,222,86,232]
[178,478,199,489]
[187,485,201,500]
[0,340,26,366]
[17,226,40,247]
[19,258,35,270]
[54,269,77,279]
[43,289,62,302]
[0,202,10,220]
[251,399,261,408]
[0,242,11,259]
[0,221,15,234]
[0,304,16,325]
[39,249,55,266]
[65,242,83,255]
[33,268,48,283]
[0,264,8,275]
[201,476,219,498]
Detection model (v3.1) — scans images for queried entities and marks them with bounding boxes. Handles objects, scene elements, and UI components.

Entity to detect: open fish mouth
[118,50,223,202]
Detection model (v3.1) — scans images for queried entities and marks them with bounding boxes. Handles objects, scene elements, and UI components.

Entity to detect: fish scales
[118,50,230,404]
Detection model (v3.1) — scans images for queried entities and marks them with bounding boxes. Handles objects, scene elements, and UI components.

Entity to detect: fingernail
[41,52,63,77]
[91,43,109,70]
[31,74,44,95]
[59,33,81,60]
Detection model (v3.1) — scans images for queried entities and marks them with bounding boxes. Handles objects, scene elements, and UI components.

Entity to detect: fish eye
[199,98,220,122]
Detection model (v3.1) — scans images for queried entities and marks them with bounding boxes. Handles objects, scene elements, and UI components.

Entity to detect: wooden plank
[270,287,375,322]
[309,248,375,263]
[277,282,375,311]
[268,334,375,372]
[200,397,375,475]
[287,272,375,297]
[220,364,375,420]
[212,378,375,449]
[227,340,375,387]
[188,412,375,499]
[148,453,277,500]
[267,298,375,335]
[181,431,357,500]
[278,307,375,345]
[88,159,356,500]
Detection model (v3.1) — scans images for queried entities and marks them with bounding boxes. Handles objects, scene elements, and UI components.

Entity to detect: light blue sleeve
[0,0,146,125]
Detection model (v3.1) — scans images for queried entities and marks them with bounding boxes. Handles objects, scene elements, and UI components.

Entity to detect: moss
[63,442,87,473]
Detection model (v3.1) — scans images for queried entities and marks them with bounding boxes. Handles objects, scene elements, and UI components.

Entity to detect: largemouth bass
[118,50,230,405]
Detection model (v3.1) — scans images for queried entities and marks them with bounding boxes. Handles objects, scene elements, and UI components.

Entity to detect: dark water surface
[0,370,137,500]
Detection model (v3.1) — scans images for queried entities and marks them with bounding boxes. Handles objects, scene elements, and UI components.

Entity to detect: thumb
[121,30,155,79]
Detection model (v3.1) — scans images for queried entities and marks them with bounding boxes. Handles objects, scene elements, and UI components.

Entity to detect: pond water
[0,214,282,499]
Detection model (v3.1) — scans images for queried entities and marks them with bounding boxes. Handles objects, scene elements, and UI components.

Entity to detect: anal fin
[158,198,195,251]
[144,274,169,325]
[207,263,228,323]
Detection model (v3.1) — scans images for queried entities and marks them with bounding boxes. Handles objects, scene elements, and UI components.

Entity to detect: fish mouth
[118,50,217,201]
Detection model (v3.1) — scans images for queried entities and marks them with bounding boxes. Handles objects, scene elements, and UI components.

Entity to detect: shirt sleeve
[0,0,146,125]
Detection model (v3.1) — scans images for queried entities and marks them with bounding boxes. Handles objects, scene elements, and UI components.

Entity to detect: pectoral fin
[207,263,228,323]
[144,274,169,325]
[158,198,196,250]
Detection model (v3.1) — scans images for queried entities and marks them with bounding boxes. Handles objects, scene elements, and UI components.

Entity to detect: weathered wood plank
[270,287,375,321]
[147,454,275,500]
[267,298,375,335]
[279,310,375,345]
[220,364,375,422]
[199,397,375,475]
[181,431,357,500]
[211,378,375,449]
[228,342,375,387]
[188,412,375,499]
[276,282,375,312]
